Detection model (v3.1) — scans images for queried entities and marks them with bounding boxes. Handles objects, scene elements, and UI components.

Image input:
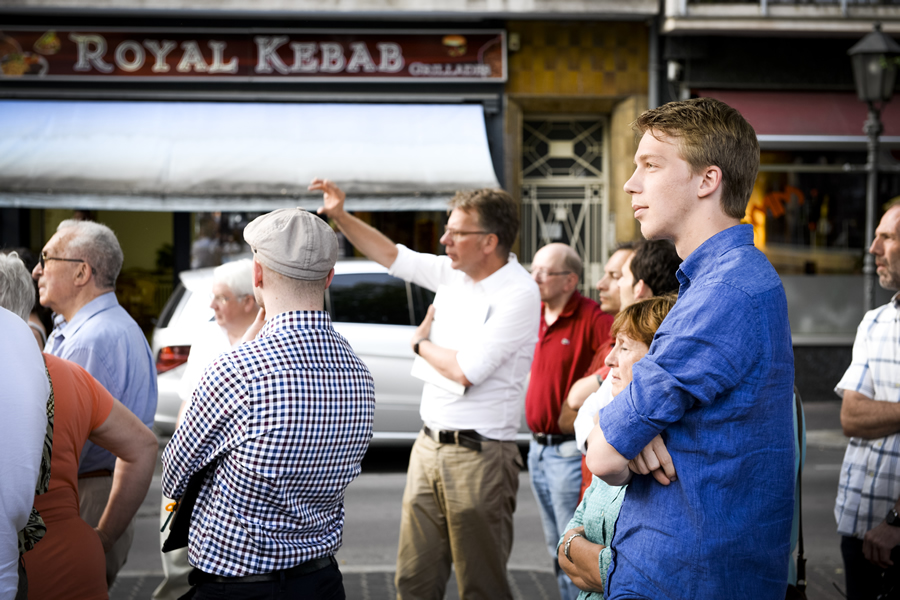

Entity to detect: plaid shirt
[835,294,900,538]
[161,311,375,576]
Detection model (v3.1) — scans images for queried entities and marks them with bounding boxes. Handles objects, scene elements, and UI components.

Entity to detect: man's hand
[628,434,677,486]
[241,307,266,344]
[411,305,435,352]
[863,521,900,568]
[310,178,347,220]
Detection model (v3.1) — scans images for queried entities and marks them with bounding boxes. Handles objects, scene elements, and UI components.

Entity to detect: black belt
[189,556,335,585]
[532,433,576,446]
[422,425,494,452]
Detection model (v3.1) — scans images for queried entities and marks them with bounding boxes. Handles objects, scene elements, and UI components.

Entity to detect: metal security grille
[521,117,609,298]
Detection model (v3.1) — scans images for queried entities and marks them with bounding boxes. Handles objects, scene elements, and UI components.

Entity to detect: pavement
[109,400,848,600]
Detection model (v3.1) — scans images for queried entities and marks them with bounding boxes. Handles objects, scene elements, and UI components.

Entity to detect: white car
[151,260,530,445]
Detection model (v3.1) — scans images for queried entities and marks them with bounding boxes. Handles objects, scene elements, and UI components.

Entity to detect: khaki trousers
[78,475,135,587]
[395,431,523,600]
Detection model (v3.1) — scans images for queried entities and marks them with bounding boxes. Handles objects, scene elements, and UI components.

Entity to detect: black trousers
[841,535,900,600]
[185,562,345,600]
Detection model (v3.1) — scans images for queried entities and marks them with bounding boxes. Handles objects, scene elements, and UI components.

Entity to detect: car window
[156,283,186,328]
[410,283,436,324]
[327,273,411,325]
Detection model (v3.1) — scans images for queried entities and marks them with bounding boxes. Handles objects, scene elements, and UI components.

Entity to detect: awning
[0,100,500,212]
[696,90,900,149]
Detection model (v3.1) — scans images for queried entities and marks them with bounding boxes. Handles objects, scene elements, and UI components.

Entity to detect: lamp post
[849,23,900,311]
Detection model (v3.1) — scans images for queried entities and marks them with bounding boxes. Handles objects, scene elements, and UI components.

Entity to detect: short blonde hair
[611,294,677,347]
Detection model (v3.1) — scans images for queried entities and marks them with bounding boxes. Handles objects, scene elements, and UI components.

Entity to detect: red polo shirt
[525,291,614,434]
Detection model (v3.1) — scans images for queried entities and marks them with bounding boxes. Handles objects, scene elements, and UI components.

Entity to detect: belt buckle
[438,430,456,444]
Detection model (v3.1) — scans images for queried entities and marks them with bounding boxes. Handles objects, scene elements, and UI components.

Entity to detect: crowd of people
[2,96,899,600]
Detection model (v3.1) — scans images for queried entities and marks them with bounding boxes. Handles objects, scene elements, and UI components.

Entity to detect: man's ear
[634,280,652,301]
[252,259,264,289]
[72,261,92,288]
[324,268,335,290]
[481,233,499,257]
[697,165,723,199]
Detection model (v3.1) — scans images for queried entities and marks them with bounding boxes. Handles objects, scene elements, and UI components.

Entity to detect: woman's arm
[557,526,606,592]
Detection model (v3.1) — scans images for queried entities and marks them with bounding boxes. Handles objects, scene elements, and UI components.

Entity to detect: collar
[58,292,120,339]
[543,290,583,320]
[475,253,523,295]
[259,310,333,337]
[676,224,752,289]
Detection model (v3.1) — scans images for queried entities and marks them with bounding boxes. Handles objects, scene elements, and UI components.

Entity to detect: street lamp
[849,23,900,311]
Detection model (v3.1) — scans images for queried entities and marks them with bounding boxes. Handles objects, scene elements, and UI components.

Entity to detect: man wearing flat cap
[161,209,375,599]
[311,178,540,599]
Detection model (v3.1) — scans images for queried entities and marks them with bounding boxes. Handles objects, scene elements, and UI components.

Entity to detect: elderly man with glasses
[525,242,613,600]
[32,218,157,587]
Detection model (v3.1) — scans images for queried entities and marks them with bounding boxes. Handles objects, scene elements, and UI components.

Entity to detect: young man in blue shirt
[585,98,795,599]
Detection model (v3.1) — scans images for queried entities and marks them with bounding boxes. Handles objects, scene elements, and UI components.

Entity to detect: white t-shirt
[574,375,613,454]
[0,308,49,598]
[389,245,541,441]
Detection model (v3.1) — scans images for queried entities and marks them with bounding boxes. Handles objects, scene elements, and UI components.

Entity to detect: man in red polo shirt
[525,242,613,600]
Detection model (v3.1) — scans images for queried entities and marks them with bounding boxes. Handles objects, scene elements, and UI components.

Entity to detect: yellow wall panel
[507,21,647,97]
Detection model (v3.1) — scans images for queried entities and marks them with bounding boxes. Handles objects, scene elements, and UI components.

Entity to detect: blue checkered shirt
[161,311,375,576]
[835,294,900,538]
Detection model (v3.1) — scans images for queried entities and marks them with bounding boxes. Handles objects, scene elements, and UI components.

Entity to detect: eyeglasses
[210,293,249,305]
[530,269,572,281]
[442,227,489,242]
[39,252,86,270]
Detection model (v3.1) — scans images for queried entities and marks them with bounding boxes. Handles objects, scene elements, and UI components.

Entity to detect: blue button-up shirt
[46,291,157,473]
[598,225,795,599]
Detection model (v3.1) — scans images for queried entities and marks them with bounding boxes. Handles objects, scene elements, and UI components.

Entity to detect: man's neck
[463,252,508,283]
[58,288,109,323]
[543,291,575,326]
[673,216,742,259]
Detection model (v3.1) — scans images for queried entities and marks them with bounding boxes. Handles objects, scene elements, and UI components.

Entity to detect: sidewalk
[111,400,848,600]
[109,569,561,600]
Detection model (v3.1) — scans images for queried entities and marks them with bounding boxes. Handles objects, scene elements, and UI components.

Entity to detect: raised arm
[310,178,398,268]
[841,389,900,439]
[88,399,158,552]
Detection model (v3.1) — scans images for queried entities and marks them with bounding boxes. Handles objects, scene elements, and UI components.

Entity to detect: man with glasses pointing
[32,218,157,587]
[311,178,540,599]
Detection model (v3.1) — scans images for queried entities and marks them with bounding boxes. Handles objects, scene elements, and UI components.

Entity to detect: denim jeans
[528,439,583,600]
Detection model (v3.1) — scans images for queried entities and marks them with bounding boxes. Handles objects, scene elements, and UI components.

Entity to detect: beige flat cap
[244,208,338,280]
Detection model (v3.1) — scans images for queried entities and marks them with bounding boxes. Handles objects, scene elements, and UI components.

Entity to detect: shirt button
[869,471,875,477]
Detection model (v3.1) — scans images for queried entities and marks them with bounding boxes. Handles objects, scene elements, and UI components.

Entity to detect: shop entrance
[519,115,610,299]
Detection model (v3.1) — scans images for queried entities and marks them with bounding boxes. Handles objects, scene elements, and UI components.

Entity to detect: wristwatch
[413,339,426,356]
[886,508,900,527]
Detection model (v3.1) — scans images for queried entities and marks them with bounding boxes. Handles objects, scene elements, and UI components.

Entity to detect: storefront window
[746,150,900,274]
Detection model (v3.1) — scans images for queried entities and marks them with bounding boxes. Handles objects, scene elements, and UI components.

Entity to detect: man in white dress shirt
[311,178,540,600]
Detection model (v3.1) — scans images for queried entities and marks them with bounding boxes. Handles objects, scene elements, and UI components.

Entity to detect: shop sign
[0,28,506,82]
